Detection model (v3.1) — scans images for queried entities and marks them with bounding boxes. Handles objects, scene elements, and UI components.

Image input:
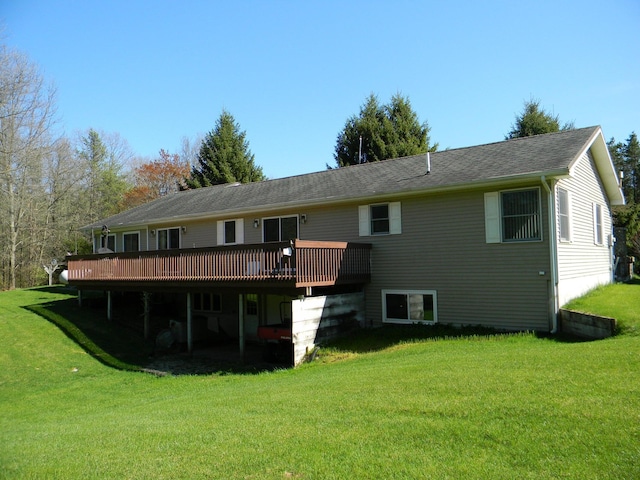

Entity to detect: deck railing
[67,240,371,288]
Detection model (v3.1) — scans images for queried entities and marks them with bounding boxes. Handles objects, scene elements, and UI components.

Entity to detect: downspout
[541,176,559,333]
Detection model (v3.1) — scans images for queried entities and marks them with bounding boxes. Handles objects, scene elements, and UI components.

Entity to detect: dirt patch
[142,344,288,375]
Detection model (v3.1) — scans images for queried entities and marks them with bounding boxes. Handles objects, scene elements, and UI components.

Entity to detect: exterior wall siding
[96,183,556,331]
[103,175,620,334]
[148,188,553,331]
[359,189,551,331]
[556,151,613,306]
[180,220,216,248]
[141,206,357,251]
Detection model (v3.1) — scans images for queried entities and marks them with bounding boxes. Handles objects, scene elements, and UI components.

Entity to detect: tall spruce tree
[506,99,574,139]
[609,132,640,270]
[609,132,640,204]
[333,93,437,168]
[185,110,264,188]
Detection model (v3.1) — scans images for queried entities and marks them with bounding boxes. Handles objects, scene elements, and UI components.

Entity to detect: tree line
[1,42,637,290]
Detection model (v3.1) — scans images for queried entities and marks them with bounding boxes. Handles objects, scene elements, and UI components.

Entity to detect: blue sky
[2,0,639,179]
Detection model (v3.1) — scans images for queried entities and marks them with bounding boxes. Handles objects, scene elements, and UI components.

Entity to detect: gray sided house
[67,126,624,365]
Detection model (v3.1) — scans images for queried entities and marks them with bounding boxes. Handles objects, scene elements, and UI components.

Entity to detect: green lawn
[1,285,639,479]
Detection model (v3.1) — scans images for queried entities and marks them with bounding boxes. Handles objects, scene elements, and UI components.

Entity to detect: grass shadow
[24,295,290,376]
[321,324,523,353]
[24,298,150,372]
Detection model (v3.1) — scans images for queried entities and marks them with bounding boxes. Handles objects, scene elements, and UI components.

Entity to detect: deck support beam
[186,292,193,354]
[107,291,112,321]
[238,293,245,362]
[143,292,150,340]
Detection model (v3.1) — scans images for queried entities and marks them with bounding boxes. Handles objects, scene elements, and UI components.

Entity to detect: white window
[593,203,604,245]
[382,290,437,325]
[97,233,116,252]
[157,227,180,250]
[557,188,571,242]
[193,293,221,312]
[123,232,140,252]
[484,189,541,243]
[359,202,402,236]
[263,216,298,242]
[100,233,116,252]
[217,219,244,245]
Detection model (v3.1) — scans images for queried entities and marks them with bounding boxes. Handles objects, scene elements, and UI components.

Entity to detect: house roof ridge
[175,127,602,190]
[429,125,601,155]
[83,126,610,231]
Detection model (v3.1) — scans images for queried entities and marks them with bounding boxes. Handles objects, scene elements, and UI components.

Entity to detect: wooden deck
[66,240,371,289]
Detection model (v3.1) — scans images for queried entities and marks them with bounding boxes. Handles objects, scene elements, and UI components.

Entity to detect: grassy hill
[1,285,639,479]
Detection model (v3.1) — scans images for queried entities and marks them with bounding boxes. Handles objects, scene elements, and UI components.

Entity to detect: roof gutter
[541,175,559,334]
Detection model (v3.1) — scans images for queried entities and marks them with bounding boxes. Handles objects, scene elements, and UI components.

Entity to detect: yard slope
[0,286,638,479]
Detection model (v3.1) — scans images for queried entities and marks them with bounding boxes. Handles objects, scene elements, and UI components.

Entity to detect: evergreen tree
[623,132,640,204]
[77,129,129,221]
[506,99,574,139]
[333,93,437,168]
[609,132,640,204]
[185,110,264,188]
[610,132,640,271]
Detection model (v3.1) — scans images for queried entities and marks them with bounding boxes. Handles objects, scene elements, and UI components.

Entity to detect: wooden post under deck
[238,293,245,362]
[143,292,150,340]
[107,291,112,321]
[186,292,193,354]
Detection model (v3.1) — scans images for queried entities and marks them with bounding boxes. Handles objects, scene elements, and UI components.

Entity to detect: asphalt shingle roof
[85,126,602,230]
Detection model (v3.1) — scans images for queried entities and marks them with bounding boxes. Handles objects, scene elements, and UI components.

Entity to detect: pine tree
[185,110,264,188]
[334,93,436,168]
[506,99,574,139]
[609,132,640,204]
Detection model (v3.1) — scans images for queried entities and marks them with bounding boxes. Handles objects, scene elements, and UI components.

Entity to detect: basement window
[193,293,221,313]
[382,290,437,325]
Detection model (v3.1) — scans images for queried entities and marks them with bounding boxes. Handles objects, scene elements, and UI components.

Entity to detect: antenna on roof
[426,152,431,175]
[358,135,367,163]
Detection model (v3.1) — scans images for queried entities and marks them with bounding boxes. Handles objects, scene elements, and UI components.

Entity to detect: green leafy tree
[333,93,437,168]
[506,99,574,139]
[185,110,264,188]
